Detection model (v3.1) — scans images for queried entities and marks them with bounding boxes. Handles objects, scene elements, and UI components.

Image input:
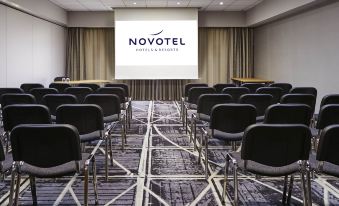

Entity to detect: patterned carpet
[1,101,339,205]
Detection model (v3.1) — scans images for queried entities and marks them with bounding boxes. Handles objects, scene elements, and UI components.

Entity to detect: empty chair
[49,82,72,92]
[256,87,283,104]
[9,124,99,205]
[213,83,236,93]
[239,94,273,122]
[290,87,317,98]
[223,124,312,206]
[1,94,36,108]
[191,94,233,149]
[64,87,92,103]
[202,104,257,170]
[319,94,339,108]
[30,88,58,104]
[281,94,316,115]
[78,83,100,91]
[43,94,78,121]
[222,87,250,103]
[241,83,265,93]
[269,83,292,95]
[0,88,24,102]
[264,104,312,126]
[181,83,208,120]
[20,83,44,93]
[105,83,132,120]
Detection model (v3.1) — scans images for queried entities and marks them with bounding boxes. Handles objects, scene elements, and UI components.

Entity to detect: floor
[1,101,339,205]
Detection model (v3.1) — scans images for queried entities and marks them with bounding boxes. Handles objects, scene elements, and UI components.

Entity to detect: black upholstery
[316,105,339,130]
[187,87,216,108]
[183,83,208,98]
[2,104,51,132]
[64,87,93,103]
[269,83,292,95]
[239,94,273,121]
[320,94,339,108]
[105,83,129,98]
[0,88,24,102]
[30,88,58,104]
[43,94,78,116]
[256,87,283,104]
[222,87,250,103]
[241,83,265,93]
[1,94,36,108]
[196,94,233,122]
[20,83,44,93]
[96,87,126,104]
[213,83,236,93]
[290,87,317,98]
[78,83,100,91]
[49,83,72,93]
[264,104,312,126]
[281,94,316,115]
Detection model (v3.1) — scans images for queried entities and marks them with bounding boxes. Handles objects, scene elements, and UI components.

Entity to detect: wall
[0,4,66,87]
[254,2,339,110]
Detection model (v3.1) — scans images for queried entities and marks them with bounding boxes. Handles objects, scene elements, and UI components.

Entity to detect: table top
[54,80,112,84]
[231,78,274,84]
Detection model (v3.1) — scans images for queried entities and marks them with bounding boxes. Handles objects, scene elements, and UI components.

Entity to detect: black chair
[269,83,292,95]
[105,83,132,122]
[0,88,24,102]
[241,83,265,93]
[43,94,78,121]
[9,124,99,206]
[49,82,72,93]
[20,83,44,93]
[64,87,93,103]
[264,104,312,126]
[256,87,283,104]
[181,83,208,120]
[290,87,317,98]
[184,87,216,133]
[1,94,36,108]
[191,94,233,149]
[213,83,236,93]
[223,124,312,206]
[222,87,250,103]
[30,88,58,104]
[281,94,316,116]
[78,83,100,91]
[239,94,273,122]
[319,94,339,108]
[54,76,69,81]
[201,104,257,175]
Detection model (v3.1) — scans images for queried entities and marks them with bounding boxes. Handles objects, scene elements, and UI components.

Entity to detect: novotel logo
[129,30,186,46]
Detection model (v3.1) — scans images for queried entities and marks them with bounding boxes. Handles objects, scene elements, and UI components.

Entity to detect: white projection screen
[115,9,198,79]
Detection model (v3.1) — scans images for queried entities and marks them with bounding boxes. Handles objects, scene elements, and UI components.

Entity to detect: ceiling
[49,0,263,11]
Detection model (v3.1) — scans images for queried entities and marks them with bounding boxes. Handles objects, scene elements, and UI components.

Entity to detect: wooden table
[54,80,112,84]
[231,78,274,86]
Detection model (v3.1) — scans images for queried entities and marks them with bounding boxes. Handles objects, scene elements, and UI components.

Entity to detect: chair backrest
[210,104,256,133]
[222,87,250,103]
[213,83,236,93]
[316,104,339,130]
[197,94,233,116]
[2,104,51,132]
[95,87,126,104]
[0,88,24,102]
[269,83,292,95]
[239,94,273,117]
[1,94,36,108]
[105,83,129,97]
[242,124,311,167]
[49,83,72,93]
[56,104,104,135]
[241,83,265,93]
[83,94,121,117]
[281,94,316,115]
[64,87,93,103]
[317,125,339,165]
[187,87,216,105]
[10,124,81,167]
[20,83,44,93]
[54,76,69,81]
[43,94,78,116]
[30,88,58,104]
[183,83,208,98]
[256,87,283,104]
[290,87,317,98]
[78,83,100,91]
[264,104,312,126]
[320,94,339,108]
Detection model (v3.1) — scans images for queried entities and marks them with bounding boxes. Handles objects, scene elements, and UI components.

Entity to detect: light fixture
[219,2,224,5]
[177,2,180,5]
[133,2,137,5]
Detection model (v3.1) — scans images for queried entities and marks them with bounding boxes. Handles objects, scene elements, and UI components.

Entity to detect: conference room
[0,0,339,205]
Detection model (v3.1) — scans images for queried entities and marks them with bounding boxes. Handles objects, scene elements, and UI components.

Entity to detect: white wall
[0,4,66,87]
[254,2,339,111]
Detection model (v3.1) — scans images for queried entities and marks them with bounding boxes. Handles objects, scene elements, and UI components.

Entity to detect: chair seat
[198,113,210,122]
[209,129,243,141]
[80,131,101,142]
[104,114,119,123]
[21,153,89,178]
[309,153,339,178]
[1,153,13,173]
[229,152,301,177]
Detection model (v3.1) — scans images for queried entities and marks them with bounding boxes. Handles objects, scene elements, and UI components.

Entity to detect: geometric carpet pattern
[0,101,339,205]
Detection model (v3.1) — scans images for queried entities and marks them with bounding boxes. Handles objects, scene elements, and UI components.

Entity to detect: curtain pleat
[66,27,253,100]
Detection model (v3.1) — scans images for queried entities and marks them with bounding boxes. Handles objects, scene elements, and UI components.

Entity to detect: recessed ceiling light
[219,2,224,5]
[133,2,137,5]
[177,2,180,5]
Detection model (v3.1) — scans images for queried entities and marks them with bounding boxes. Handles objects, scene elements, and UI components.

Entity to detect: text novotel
[129,38,186,46]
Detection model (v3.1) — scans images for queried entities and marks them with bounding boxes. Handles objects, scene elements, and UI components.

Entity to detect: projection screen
[114,9,198,79]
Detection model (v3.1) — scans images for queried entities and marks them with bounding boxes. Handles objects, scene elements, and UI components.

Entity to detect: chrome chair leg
[193,120,197,151]
[84,166,89,206]
[301,171,308,206]
[109,138,114,166]
[306,168,312,205]
[222,156,230,203]
[233,166,239,206]
[92,157,99,205]
[287,175,294,205]
[105,138,109,181]
[9,166,16,206]
[14,172,21,206]
[204,134,209,179]
[29,176,37,205]
[282,175,288,204]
